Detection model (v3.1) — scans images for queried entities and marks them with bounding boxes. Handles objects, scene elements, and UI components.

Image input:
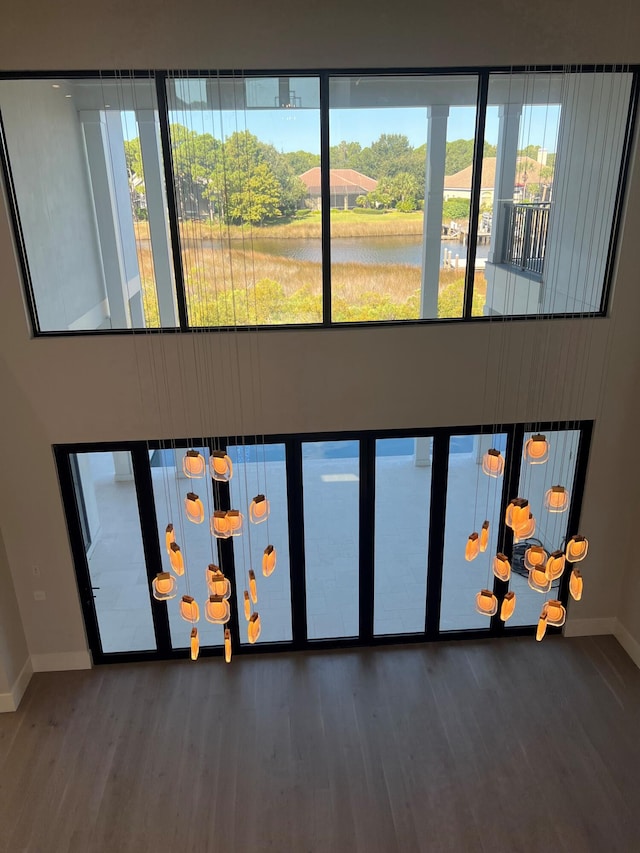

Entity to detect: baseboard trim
[31,651,92,672]
[0,657,33,713]
[613,621,640,670]
[563,617,617,637]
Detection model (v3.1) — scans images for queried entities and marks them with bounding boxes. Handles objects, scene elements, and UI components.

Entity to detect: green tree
[283,150,320,175]
[518,144,541,161]
[445,139,497,175]
[442,197,470,221]
[358,134,415,179]
[330,140,363,169]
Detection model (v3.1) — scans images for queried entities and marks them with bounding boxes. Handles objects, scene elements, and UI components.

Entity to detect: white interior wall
[0,80,108,331]
[0,0,639,680]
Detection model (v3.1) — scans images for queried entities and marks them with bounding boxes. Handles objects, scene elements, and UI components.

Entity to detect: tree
[358,134,415,179]
[283,149,320,176]
[329,140,363,169]
[442,197,470,221]
[445,139,475,175]
[518,144,541,161]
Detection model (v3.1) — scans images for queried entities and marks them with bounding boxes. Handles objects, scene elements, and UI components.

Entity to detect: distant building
[443,156,552,205]
[299,167,378,210]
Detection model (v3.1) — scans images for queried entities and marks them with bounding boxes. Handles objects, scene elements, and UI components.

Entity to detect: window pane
[150,446,223,649]
[71,452,156,653]
[0,76,177,331]
[166,75,322,327]
[440,433,507,631]
[329,75,478,322]
[374,437,431,635]
[228,443,292,644]
[482,70,633,316]
[303,441,359,638]
[508,429,581,627]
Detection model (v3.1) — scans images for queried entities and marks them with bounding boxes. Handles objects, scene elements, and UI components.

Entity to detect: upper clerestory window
[0,68,635,334]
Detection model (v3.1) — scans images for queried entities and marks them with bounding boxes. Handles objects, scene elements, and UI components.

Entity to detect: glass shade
[524,545,547,570]
[545,551,566,581]
[248,612,261,644]
[211,511,231,539]
[152,572,177,601]
[493,553,511,582]
[482,448,505,478]
[224,628,232,663]
[190,627,199,661]
[570,568,583,601]
[528,567,552,593]
[183,450,206,478]
[523,434,549,465]
[506,498,529,530]
[545,599,566,627]
[169,543,185,576]
[165,523,175,554]
[500,591,516,621]
[180,595,200,623]
[479,520,490,553]
[205,595,231,624]
[205,565,231,598]
[248,569,258,604]
[243,590,251,620]
[185,492,205,524]
[566,535,588,563]
[475,589,498,616]
[210,450,233,482]
[249,494,270,525]
[465,532,480,561]
[262,545,277,577]
[227,510,244,537]
[514,512,536,542]
[545,485,569,513]
[536,611,548,641]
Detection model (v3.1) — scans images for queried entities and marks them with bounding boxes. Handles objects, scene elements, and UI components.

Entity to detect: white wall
[0,81,108,331]
[0,528,30,710]
[0,0,639,671]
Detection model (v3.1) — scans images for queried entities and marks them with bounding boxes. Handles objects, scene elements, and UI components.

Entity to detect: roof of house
[299,167,378,194]
[443,156,550,190]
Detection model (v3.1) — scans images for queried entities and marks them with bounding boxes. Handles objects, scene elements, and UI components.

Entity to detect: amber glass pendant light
[262,545,277,577]
[152,572,177,601]
[569,568,583,601]
[465,532,480,561]
[493,553,511,582]
[565,535,588,563]
[183,449,205,478]
[185,492,205,524]
[536,610,548,641]
[248,612,261,644]
[513,512,536,542]
[205,565,231,598]
[476,589,498,616]
[205,595,231,624]
[190,627,199,661]
[169,542,185,576]
[180,595,200,623]
[210,450,233,483]
[249,494,270,525]
[524,545,547,571]
[479,520,490,553]
[544,485,569,513]
[227,510,244,537]
[482,448,505,478]
[165,523,175,554]
[248,569,258,604]
[500,591,516,621]
[545,600,566,627]
[224,628,232,663]
[528,567,552,593]
[211,510,231,539]
[523,434,549,465]
[243,590,251,620]
[545,551,566,581]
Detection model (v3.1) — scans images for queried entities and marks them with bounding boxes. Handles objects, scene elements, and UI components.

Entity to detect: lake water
[173,236,490,267]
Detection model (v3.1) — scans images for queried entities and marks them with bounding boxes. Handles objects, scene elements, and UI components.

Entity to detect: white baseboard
[563,617,617,637]
[31,651,92,672]
[0,657,33,713]
[613,621,640,670]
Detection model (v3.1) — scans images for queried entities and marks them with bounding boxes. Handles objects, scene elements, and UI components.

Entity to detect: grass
[137,237,486,327]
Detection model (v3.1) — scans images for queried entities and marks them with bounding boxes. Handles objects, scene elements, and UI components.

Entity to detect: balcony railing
[501,202,550,278]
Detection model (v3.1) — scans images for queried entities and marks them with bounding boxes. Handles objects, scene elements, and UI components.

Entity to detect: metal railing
[501,202,550,277]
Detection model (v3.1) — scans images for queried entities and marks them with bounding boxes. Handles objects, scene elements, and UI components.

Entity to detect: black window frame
[1,65,637,337]
[55,419,592,665]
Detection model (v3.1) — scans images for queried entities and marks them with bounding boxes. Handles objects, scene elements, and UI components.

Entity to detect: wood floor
[1,636,639,852]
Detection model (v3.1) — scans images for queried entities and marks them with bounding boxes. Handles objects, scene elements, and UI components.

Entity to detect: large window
[4,67,634,334]
[57,422,591,663]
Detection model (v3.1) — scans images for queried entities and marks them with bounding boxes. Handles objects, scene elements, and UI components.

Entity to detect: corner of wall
[0,656,33,713]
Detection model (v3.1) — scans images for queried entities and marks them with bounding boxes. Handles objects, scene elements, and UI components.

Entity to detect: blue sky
[164,103,561,157]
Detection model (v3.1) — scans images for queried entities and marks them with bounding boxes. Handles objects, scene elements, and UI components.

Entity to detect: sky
[163,104,561,157]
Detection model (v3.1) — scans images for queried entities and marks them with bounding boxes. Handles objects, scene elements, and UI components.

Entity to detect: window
[56,422,591,663]
[4,67,634,334]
